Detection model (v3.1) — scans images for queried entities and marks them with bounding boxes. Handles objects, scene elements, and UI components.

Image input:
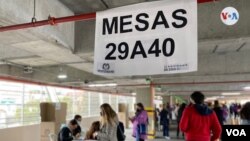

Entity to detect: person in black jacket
[73,115,82,138]
[213,100,224,126]
[160,105,170,140]
[176,103,186,138]
[58,119,78,141]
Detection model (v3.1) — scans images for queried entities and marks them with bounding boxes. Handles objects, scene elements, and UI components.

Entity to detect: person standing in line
[58,119,78,141]
[156,108,161,131]
[155,108,159,131]
[180,91,222,141]
[174,103,180,120]
[73,115,82,138]
[233,104,239,118]
[166,103,172,121]
[240,102,250,125]
[160,104,170,140]
[222,104,229,123]
[213,100,224,126]
[93,103,119,141]
[229,103,234,117]
[176,103,186,139]
[129,103,148,141]
[171,103,178,121]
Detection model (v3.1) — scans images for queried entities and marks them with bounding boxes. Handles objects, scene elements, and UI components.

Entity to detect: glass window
[0,79,132,129]
[89,92,101,116]
[73,90,89,117]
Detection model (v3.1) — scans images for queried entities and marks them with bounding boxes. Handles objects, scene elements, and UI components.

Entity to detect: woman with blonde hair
[93,103,119,141]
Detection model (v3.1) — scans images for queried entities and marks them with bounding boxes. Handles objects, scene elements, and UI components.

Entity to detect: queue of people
[57,93,250,141]
[58,103,148,141]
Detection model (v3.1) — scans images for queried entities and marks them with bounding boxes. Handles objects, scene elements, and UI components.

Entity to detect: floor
[125,128,185,141]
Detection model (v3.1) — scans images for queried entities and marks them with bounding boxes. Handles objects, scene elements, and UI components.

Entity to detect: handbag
[117,122,126,141]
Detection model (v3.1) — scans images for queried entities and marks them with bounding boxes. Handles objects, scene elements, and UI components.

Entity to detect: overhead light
[58,67,67,79]
[57,74,67,79]
[88,84,104,87]
[105,83,117,87]
[88,83,117,87]
[205,96,218,101]
[221,92,241,96]
[206,96,225,101]
[243,86,250,90]
[131,93,136,96]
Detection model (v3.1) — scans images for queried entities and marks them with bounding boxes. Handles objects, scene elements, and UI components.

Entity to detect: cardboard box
[118,104,129,128]
[118,103,127,112]
[40,102,67,123]
[40,102,67,141]
[40,122,55,141]
[40,122,63,141]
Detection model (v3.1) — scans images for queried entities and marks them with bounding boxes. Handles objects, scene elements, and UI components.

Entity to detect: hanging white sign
[94,0,197,76]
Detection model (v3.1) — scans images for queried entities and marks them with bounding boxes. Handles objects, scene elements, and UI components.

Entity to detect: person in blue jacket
[58,119,78,141]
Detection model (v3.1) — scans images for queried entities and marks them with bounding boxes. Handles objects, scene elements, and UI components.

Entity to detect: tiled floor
[125,128,185,141]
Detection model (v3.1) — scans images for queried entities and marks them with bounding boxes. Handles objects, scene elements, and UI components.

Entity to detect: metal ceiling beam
[116,80,250,87]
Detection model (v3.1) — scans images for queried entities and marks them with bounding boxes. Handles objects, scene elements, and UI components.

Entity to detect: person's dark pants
[139,139,144,141]
[163,124,169,137]
[177,121,184,137]
[177,121,180,137]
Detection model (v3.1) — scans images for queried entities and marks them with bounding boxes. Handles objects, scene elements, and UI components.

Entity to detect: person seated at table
[73,115,82,138]
[84,121,100,140]
[58,119,78,141]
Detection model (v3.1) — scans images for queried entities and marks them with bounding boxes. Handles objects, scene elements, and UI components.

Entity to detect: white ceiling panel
[12,40,63,53]
[12,40,84,63]
[41,51,83,63]
[9,57,58,66]
[216,42,241,53]
[105,0,145,7]
[68,63,93,73]
[240,42,250,52]
[0,45,34,59]
[198,42,216,54]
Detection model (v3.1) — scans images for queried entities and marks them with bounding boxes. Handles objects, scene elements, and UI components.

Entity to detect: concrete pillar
[136,86,155,139]
[162,95,173,106]
[136,86,154,108]
[118,103,129,128]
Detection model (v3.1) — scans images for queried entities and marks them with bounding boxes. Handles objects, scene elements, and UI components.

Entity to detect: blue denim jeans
[163,124,169,137]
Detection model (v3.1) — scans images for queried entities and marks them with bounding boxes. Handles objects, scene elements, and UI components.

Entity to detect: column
[136,85,155,139]
[136,86,154,107]
[162,95,173,106]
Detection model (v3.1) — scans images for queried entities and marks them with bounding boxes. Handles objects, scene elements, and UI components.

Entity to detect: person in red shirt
[180,91,222,141]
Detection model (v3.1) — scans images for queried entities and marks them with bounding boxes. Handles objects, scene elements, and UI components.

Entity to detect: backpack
[117,122,126,141]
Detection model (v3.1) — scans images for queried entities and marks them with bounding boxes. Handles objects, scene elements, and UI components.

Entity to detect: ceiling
[0,0,250,100]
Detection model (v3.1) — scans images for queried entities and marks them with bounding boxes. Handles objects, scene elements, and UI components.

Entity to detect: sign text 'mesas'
[102,10,187,35]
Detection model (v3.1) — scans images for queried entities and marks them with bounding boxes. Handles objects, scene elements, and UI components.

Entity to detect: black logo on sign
[102,63,110,71]
[98,63,114,73]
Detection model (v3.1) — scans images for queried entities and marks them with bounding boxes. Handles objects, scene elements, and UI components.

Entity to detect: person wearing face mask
[129,103,148,141]
[73,115,82,139]
[58,119,78,141]
[180,91,222,141]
